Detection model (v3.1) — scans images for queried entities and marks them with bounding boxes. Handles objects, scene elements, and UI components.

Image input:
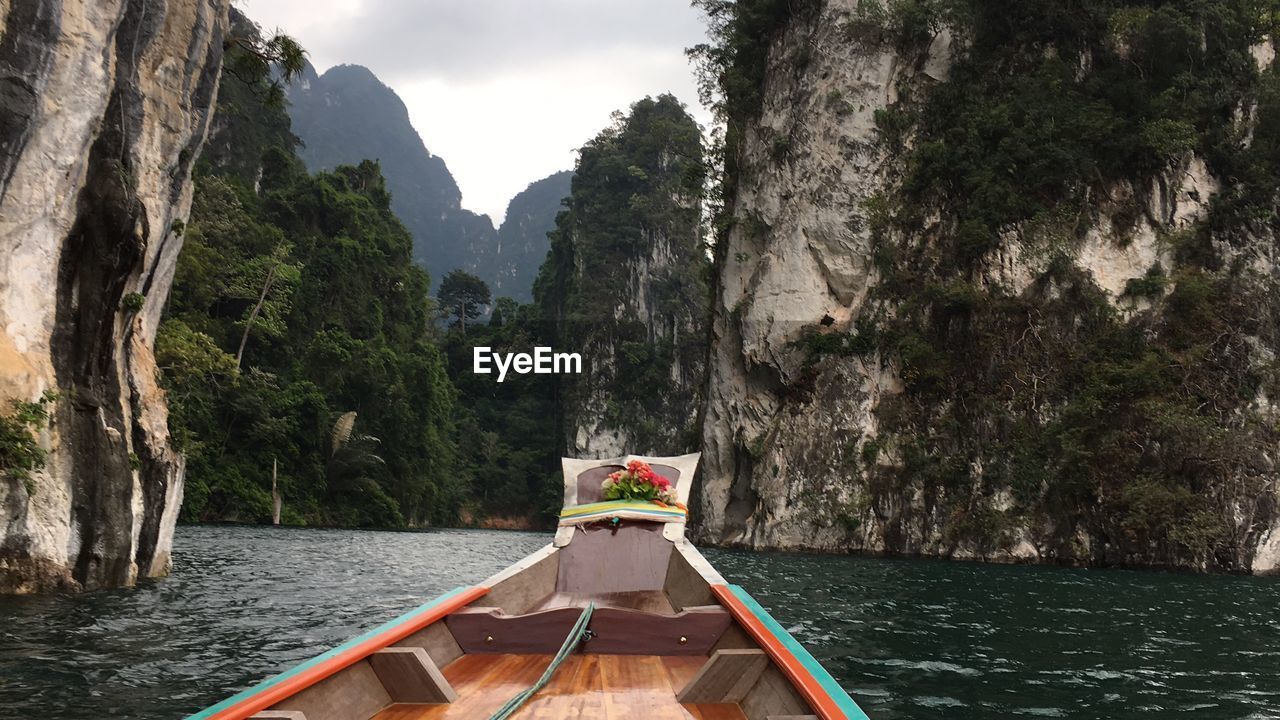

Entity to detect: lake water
[1,525,1277,719]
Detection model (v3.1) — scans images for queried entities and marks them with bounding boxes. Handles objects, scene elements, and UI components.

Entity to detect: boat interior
[243,456,821,720]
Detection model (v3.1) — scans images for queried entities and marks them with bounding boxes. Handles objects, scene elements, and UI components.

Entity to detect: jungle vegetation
[164,21,463,526]
[160,22,695,527]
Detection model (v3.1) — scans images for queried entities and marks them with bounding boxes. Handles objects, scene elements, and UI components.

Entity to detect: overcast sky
[243,0,713,223]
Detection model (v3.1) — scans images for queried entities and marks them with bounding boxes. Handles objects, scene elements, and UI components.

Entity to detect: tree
[489,297,519,327]
[438,270,491,333]
[222,13,306,108]
[234,243,298,369]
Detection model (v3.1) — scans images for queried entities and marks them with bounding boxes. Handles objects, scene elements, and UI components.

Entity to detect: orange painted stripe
[205,585,489,720]
[711,584,846,720]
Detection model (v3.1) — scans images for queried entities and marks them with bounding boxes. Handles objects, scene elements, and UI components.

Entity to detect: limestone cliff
[698,0,1280,573]
[537,95,708,459]
[486,171,573,303]
[0,0,229,592]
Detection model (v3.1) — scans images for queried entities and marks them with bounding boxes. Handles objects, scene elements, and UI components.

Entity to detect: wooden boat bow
[190,453,869,720]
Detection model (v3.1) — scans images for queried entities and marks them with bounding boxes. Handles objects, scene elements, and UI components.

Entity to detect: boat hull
[192,455,867,719]
[190,540,867,720]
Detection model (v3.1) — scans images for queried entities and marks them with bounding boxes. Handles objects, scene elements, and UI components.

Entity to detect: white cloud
[239,0,712,222]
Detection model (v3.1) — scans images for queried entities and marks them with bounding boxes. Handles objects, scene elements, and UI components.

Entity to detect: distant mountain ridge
[286,63,568,301]
[489,171,573,302]
[287,63,492,277]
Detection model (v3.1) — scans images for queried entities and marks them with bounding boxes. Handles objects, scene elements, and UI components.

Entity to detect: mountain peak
[288,62,475,274]
[286,64,569,299]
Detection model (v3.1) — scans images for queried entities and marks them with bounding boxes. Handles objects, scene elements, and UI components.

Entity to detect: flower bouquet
[602,460,681,507]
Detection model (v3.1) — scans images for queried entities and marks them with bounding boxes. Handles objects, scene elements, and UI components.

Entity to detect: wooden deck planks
[599,654,686,720]
[660,655,704,692]
[370,654,745,720]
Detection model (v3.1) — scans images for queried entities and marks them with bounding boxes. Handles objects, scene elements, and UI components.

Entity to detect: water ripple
[703,546,1280,720]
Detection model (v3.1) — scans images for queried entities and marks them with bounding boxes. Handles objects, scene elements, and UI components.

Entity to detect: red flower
[602,460,678,504]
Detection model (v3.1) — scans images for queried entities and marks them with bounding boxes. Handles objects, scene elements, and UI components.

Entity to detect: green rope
[487,602,595,720]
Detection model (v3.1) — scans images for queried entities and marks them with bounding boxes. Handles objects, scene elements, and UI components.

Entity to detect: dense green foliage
[163,30,459,527]
[703,0,1280,569]
[440,306,562,522]
[535,95,709,453]
[856,1,1280,569]
[872,0,1280,260]
[201,11,305,184]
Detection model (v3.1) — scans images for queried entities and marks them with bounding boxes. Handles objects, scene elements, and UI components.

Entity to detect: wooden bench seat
[446,604,732,655]
[532,589,676,614]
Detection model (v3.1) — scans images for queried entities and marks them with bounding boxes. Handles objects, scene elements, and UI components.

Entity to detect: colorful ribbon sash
[557,499,687,526]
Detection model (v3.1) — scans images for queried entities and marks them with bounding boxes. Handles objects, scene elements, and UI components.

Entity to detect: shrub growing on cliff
[223,13,306,108]
[844,0,1280,569]
[895,1,1280,254]
[122,292,146,313]
[689,0,824,207]
[1122,265,1168,299]
[0,391,57,495]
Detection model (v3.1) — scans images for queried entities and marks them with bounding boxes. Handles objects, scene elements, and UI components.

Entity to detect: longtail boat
[191,454,869,720]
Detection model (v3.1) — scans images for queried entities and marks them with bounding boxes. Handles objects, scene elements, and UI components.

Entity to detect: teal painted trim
[186,586,470,720]
[728,584,870,720]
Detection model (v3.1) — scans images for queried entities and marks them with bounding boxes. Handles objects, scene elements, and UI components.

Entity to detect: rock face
[700,0,1280,572]
[0,0,229,592]
[700,1,908,551]
[484,171,573,302]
